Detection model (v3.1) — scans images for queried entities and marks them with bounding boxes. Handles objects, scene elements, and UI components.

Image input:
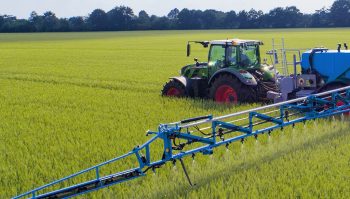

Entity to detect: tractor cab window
[227,46,237,66]
[208,45,225,68]
[240,45,258,68]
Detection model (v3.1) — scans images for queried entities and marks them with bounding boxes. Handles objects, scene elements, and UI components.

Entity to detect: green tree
[177,9,203,29]
[224,11,238,29]
[330,0,350,26]
[311,8,330,27]
[136,10,151,30]
[42,11,59,31]
[58,18,70,31]
[29,11,44,31]
[107,6,134,30]
[11,19,35,32]
[0,15,4,31]
[150,16,170,30]
[68,17,86,31]
[167,8,179,20]
[284,6,303,28]
[87,9,108,31]
[237,10,249,28]
[0,15,17,32]
[247,9,263,28]
[201,9,225,29]
[202,10,217,29]
[167,8,179,29]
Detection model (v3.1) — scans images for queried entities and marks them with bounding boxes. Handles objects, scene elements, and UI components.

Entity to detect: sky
[1,0,335,19]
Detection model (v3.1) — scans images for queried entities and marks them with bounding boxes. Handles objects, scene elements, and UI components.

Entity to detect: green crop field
[1,29,350,199]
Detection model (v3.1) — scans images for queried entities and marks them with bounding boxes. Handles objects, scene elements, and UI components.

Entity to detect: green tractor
[162,39,276,103]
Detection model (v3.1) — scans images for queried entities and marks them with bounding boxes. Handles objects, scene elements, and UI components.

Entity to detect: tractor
[161,39,276,104]
[162,39,350,104]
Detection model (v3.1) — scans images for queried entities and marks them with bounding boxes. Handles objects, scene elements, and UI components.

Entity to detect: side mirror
[187,43,191,57]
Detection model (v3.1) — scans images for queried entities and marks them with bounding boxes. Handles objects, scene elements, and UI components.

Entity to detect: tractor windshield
[208,45,225,67]
[239,45,259,68]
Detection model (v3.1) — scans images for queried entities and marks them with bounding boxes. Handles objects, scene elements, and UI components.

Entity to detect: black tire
[161,79,186,97]
[318,83,347,93]
[209,74,257,104]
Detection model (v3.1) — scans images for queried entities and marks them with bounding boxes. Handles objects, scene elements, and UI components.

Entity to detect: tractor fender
[208,68,258,86]
[170,76,190,95]
[170,76,208,98]
[170,76,187,88]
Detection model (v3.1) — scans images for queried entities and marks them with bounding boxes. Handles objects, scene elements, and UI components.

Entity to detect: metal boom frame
[14,86,350,199]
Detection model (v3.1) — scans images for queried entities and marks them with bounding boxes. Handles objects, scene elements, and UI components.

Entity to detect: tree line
[1,0,350,32]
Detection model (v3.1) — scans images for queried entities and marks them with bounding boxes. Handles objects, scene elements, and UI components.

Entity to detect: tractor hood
[180,63,208,77]
[180,64,193,75]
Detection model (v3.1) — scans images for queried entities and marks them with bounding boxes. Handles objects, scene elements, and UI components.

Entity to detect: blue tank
[301,49,350,84]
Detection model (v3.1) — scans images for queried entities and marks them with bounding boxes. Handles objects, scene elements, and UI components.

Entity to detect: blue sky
[1,0,335,19]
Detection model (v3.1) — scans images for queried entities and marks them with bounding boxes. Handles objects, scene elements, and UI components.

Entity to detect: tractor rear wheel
[162,80,186,97]
[209,74,256,104]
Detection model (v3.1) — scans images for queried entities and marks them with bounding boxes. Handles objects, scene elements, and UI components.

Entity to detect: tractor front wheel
[209,74,256,104]
[162,80,186,97]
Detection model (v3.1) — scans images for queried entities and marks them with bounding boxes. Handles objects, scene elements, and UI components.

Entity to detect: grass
[1,28,350,198]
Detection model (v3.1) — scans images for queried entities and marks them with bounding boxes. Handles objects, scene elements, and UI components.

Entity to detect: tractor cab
[182,39,266,80]
[206,39,263,70]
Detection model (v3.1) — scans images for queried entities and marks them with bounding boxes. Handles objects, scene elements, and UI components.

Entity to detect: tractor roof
[210,39,263,46]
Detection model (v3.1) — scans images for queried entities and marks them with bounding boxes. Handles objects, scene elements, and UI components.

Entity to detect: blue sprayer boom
[14,86,350,199]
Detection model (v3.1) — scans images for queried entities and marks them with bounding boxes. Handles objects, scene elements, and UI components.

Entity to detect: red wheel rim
[215,85,238,104]
[167,87,181,96]
[336,101,350,116]
[324,95,350,116]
